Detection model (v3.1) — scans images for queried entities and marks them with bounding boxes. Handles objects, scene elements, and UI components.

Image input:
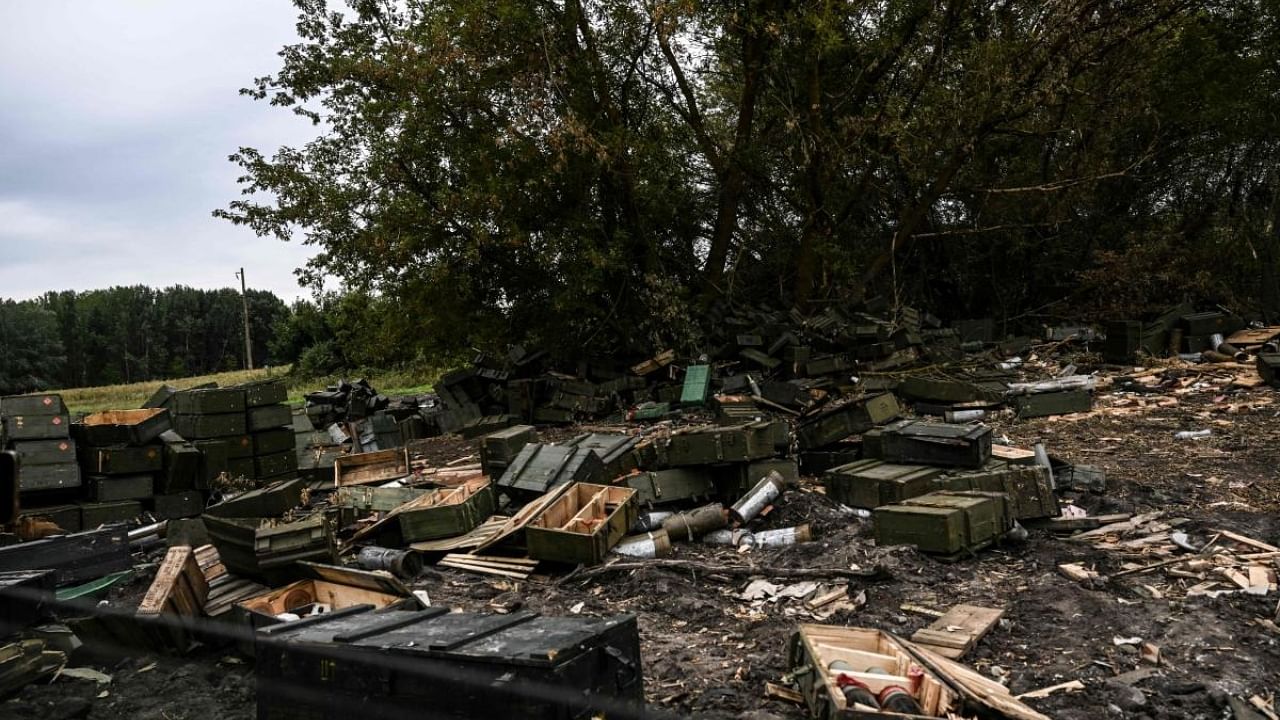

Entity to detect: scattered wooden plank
[1218,567,1253,590]
[910,604,1004,660]
[138,546,209,618]
[1215,529,1280,554]
[1016,679,1085,700]
[1048,513,1132,533]
[1249,695,1280,720]
[438,559,531,580]
[1059,563,1101,583]
[1247,566,1271,596]
[805,587,848,610]
[765,682,805,705]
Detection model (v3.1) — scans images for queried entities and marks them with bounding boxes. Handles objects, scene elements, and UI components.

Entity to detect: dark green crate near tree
[143,385,178,410]
[0,394,68,416]
[11,439,76,466]
[247,405,293,432]
[173,413,247,440]
[174,388,245,415]
[1012,390,1093,418]
[625,468,716,507]
[80,445,163,476]
[823,459,943,509]
[1181,311,1241,337]
[253,428,296,457]
[397,480,495,542]
[153,491,206,520]
[880,420,992,469]
[4,414,70,441]
[795,393,900,450]
[243,380,288,407]
[479,425,536,477]
[1257,353,1280,387]
[665,421,778,466]
[874,491,1012,558]
[18,463,81,492]
[563,433,641,479]
[79,500,142,528]
[255,451,299,479]
[935,463,1059,520]
[86,474,154,502]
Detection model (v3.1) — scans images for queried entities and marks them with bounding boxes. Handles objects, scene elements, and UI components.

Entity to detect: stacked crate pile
[169,381,297,486]
[75,408,171,526]
[242,380,299,484]
[3,393,81,530]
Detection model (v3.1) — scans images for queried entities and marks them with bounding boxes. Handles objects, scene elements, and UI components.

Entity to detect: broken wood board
[909,604,1004,660]
[138,545,209,618]
[438,554,538,580]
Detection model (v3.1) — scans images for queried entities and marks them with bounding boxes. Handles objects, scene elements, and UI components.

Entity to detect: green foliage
[218,0,1280,362]
[0,300,65,394]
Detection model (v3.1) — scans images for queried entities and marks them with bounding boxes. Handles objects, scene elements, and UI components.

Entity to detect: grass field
[55,365,444,414]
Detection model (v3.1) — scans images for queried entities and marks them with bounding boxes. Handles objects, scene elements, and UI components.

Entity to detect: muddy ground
[5,366,1280,720]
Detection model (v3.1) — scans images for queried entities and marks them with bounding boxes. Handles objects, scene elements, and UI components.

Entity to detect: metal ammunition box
[796,393,900,451]
[18,463,81,492]
[86,474,154,502]
[173,387,246,415]
[798,443,861,476]
[4,414,70,441]
[824,459,944,509]
[252,428,296,457]
[153,491,206,520]
[78,500,142,528]
[254,606,644,720]
[80,445,163,476]
[397,479,495,542]
[527,483,638,566]
[1012,390,1092,418]
[10,439,76,466]
[875,491,1012,557]
[1104,320,1142,364]
[173,412,247,439]
[496,443,605,502]
[1258,353,1280,387]
[255,451,299,480]
[935,463,1059,520]
[479,425,536,477]
[246,404,292,432]
[227,457,256,479]
[203,512,336,584]
[242,379,288,407]
[626,468,716,507]
[880,420,992,469]
[0,394,68,416]
[665,422,778,466]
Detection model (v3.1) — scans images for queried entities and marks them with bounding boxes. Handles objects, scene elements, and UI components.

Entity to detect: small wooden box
[396,478,495,542]
[334,448,410,487]
[79,409,171,446]
[526,483,637,566]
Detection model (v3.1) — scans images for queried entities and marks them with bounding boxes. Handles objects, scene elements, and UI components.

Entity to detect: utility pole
[235,267,253,370]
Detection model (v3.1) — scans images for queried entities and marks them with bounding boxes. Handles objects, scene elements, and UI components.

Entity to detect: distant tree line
[0,286,290,394]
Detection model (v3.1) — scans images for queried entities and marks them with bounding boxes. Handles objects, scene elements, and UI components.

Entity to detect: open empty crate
[334,447,410,487]
[788,624,1046,720]
[396,477,495,542]
[526,483,637,565]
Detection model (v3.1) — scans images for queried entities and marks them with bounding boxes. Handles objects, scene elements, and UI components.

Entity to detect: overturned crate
[203,513,336,584]
[526,483,638,565]
[237,561,411,621]
[334,447,411,487]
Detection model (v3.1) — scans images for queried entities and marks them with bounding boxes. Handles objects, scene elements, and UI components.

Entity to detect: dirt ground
[5,365,1280,720]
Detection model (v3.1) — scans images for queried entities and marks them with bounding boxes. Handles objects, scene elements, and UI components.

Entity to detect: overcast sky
[0,1,318,302]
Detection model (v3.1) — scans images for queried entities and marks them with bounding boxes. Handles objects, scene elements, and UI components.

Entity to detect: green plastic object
[680,365,711,406]
[55,570,132,602]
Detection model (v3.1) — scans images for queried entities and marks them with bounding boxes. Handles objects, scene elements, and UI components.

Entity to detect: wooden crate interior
[334,448,410,487]
[799,624,955,716]
[238,579,401,616]
[83,408,165,427]
[529,483,632,535]
[397,476,490,512]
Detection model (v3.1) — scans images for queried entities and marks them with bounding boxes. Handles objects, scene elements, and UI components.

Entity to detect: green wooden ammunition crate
[801,354,850,376]
[665,422,778,466]
[18,463,81,492]
[203,513,335,585]
[206,478,305,519]
[253,428,296,457]
[224,434,255,459]
[935,463,1059,520]
[796,393,900,450]
[143,385,178,410]
[174,387,246,415]
[1012,390,1093,418]
[458,414,518,439]
[242,379,288,407]
[653,384,684,405]
[247,404,293,432]
[797,444,861,476]
[631,402,671,421]
[1258,353,1280,387]
[173,413,247,439]
[1,394,68,416]
[87,474,154,502]
[496,443,605,501]
[1104,320,1142,364]
[227,457,256,479]
[80,445,163,476]
[875,491,1011,557]
[479,424,536,476]
[17,503,81,533]
[564,433,641,479]
[153,491,206,520]
[4,414,70,441]
[194,440,229,488]
[398,480,495,542]
[1181,311,1240,337]
[880,420,992,469]
[716,458,800,498]
[625,468,716,507]
[79,408,171,446]
[527,484,638,566]
[824,459,944,509]
[680,365,711,405]
[255,451,299,479]
[861,428,883,458]
[11,439,76,466]
[335,486,430,524]
[79,500,142,527]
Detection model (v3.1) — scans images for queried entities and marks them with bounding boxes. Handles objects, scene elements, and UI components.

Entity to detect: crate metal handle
[604,645,638,688]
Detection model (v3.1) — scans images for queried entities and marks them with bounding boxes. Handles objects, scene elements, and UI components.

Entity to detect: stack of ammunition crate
[241,380,298,484]
[75,408,172,525]
[171,381,297,485]
[3,393,80,529]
